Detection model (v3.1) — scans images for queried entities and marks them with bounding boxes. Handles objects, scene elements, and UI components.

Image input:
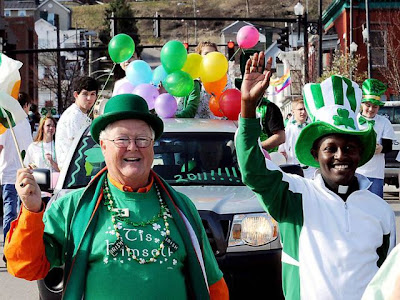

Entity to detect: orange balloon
[203,74,228,97]
[209,95,224,117]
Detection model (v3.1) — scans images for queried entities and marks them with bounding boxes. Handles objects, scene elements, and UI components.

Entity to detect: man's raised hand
[241,52,272,118]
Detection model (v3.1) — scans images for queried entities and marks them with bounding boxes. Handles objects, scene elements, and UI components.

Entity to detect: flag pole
[0,107,24,168]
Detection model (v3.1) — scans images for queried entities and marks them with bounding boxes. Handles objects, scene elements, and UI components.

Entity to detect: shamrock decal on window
[333,108,356,129]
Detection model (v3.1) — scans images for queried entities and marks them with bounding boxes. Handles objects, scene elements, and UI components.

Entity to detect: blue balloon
[126,60,152,86]
[152,65,168,86]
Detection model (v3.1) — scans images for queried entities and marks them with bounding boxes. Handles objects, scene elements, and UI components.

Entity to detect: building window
[18,10,26,17]
[371,30,386,68]
[4,10,11,17]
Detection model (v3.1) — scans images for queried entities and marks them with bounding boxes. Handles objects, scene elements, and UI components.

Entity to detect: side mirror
[32,168,51,192]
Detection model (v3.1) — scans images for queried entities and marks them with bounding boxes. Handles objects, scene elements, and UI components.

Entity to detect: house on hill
[321,0,400,99]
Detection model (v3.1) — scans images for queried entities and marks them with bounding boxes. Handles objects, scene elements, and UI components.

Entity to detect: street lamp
[294,1,309,83]
[96,73,114,80]
[349,42,358,80]
[89,56,107,77]
[91,69,112,77]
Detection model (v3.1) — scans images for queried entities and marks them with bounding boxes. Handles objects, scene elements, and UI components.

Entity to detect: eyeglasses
[105,137,153,148]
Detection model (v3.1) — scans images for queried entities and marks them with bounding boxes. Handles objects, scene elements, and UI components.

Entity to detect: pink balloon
[262,149,271,160]
[115,82,135,95]
[237,25,260,49]
[133,83,159,110]
[155,93,177,118]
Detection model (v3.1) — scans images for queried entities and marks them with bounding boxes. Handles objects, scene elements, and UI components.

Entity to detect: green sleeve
[42,189,83,268]
[175,80,201,118]
[235,116,303,223]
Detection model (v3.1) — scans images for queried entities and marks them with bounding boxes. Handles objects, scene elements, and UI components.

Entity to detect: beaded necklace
[41,140,56,169]
[103,179,171,264]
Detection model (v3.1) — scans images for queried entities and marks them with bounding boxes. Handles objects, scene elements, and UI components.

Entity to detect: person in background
[256,94,285,152]
[0,92,33,262]
[362,243,400,299]
[28,103,40,134]
[278,98,315,178]
[175,41,233,118]
[193,41,233,119]
[284,112,292,127]
[24,115,59,172]
[112,53,139,97]
[55,76,98,170]
[356,79,396,198]
[236,52,395,299]
[5,94,229,299]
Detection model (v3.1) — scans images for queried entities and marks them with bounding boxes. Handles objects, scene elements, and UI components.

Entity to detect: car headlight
[228,213,278,247]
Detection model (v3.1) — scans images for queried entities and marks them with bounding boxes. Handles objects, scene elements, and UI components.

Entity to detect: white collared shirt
[55,103,91,170]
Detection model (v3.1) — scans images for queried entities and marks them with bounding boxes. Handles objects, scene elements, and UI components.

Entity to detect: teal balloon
[160,40,188,73]
[162,70,194,97]
[126,60,153,86]
[108,34,135,63]
[152,65,168,86]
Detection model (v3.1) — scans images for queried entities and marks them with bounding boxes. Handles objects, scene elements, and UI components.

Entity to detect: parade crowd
[0,41,399,299]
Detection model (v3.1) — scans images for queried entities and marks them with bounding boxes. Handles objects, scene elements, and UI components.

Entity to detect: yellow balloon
[181,53,203,79]
[200,52,228,83]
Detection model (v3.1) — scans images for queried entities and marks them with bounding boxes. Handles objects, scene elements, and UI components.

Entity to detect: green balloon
[108,34,135,63]
[160,40,188,73]
[162,70,194,97]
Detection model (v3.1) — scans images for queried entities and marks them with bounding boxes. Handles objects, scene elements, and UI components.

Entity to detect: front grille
[199,211,232,256]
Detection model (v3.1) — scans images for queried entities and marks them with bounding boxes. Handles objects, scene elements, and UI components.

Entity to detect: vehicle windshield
[378,106,400,124]
[63,130,243,189]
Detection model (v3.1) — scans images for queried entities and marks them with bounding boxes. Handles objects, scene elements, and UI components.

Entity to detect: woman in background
[24,115,59,172]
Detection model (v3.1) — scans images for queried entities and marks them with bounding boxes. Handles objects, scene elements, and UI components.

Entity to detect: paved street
[0,185,400,299]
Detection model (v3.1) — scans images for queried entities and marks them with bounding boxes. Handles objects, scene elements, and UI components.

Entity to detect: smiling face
[312,134,362,188]
[100,119,154,189]
[361,101,380,119]
[43,118,56,140]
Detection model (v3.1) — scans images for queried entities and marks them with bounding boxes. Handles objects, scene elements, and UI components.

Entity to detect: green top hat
[91,94,164,144]
[295,75,376,168]
[362,78,387,106]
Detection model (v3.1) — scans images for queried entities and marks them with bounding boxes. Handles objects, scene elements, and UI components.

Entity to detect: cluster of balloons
[204,25,259,120]
[106,30,258,120]
[160,40,229,97]
[108,34,180,117]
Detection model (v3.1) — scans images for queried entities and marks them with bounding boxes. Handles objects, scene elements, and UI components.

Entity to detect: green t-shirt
[84,182,188,299]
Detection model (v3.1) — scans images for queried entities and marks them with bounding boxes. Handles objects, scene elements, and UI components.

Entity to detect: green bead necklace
[103,179,171,264]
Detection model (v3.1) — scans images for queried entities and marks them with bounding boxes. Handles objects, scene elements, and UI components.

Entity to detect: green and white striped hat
[295,75,376,168]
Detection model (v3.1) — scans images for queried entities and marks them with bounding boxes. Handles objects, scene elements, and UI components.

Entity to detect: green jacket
[43,168,221,299]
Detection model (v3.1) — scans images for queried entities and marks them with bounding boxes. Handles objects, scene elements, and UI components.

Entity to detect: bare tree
[318,50,367,85]
[38,52,83,113]
[375,11,400,96]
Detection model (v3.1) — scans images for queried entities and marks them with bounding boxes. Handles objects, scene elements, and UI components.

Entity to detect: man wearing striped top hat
[235,52,396,300]
[356,79,396,198]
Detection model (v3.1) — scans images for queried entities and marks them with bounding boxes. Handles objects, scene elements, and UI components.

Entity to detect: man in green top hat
[4,94,229,299]
[356,78,396,198]
[235,52,395,300]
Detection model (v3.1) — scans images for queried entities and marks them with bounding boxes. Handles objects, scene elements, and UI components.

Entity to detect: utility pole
[304,11,309,83]
[193,0,197,44]
[55,14,62,114]
[88,35,93,76]
[365,0,372,78]
[349,0,353,80]
[318,0,323,77]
